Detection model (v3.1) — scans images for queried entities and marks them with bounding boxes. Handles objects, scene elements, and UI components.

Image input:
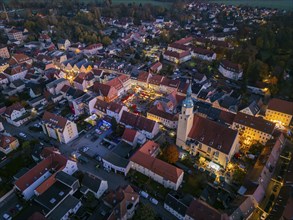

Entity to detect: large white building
[218,60,243,80]
[176,85,240,168]
[41,111,79,144]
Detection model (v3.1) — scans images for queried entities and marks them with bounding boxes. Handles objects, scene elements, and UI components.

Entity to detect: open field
[209,0,293,10]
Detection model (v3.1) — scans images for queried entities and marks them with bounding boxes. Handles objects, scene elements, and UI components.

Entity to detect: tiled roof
[4,102,24,117]
[175,37,193,45]
[267,98,293,115]
[120,111,157,133]
[148,106,178,121]
[122,128,137,143]
[233,112,275,134]
[137,71,151,82]
[168,43,190,51]
[149,74,164,85]
[149,61,162,72]
[0,134,17,149]
[188,115,238,155]
[131,150,183,183]
[186,199,222,220]
[42,111,68,131]
[160,78,180,88]
[163,50,191,59]
[220,60,242,73]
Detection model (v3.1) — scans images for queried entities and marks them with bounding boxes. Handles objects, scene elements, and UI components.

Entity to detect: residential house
[185,199,229,220]
[3,63,30,81]
[163,50,191,64]
[46,78,70,95]
[0,59,9,73]
[103,185,139,219]
[9,53,32,65]
[0,134,19,154]
[160,78,180,93]
[164,193,193,220]
[136,71,152,88]
[147,106,178,129]
[7,28,25,41]
[121,128,146,147]
[71,93,97,116]
[232,112,276,145]
[218,60,243,80]
[191,47,216,61]
[149,61,162,73]
[265,98,293,127]
[38,34,51,43]
[58,39,71,50]
[92,82,118,102]
[4,102,30,127]
[14,147,78,200]
[82,43,103,56]
[240,100,261,116]
[120,111,160,139]
[148,74,164,91]
[106,102,128,122]
[41,111,79,144]
[0,45,10,58]
[80,172,108,199]
[0,73,9,88]
[73,72,95,91]
[131,140,184,190]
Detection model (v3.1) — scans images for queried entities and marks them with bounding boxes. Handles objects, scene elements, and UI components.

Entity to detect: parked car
[19,132,27,138]
[149,197,158,205]
[2,213,12,220]
[82,146,89,152]
[139,191,149,199]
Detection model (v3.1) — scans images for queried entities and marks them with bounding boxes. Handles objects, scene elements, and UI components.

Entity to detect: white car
[149,197,158,205]
[19,132,27,138]
[82,146,89,152]
[3,213,12,220]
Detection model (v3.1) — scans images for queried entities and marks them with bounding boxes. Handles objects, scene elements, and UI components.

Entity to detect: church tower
[176,83,194,150]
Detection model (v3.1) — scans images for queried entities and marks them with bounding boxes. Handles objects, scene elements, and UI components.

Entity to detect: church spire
[182,82,193,108]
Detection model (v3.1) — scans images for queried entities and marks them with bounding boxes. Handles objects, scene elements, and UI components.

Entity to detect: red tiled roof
[186,199,223,220]
[93,82,118,100]
[118,74,130,83]
[191,46,215,56]
[108,102,124,113]
[122,128,137,143]
[149,75,164,85]
[160,78,180,88]
[148,106,178,121]
[138,140,159,155]
[42,111,68,131]
[120,111,157,133]
[131,141,183,183]
[175,36,193,45]
[233,112,275,134]
[163,50,191,59]
[84,43,103,50]
[15,151,67,192]
[267,98,293,115]
[4,102,24,117]
[149,61,162,72]
[94,99,109,113]
[188,115,238,155]
[28,212,47,220]
[220,60,242,73]
[168,42,189,51]
[106,77,123,91]
[0,134,17,149]
[137,71,151,82]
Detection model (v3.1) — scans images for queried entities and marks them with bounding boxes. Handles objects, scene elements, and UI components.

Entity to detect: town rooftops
[15,152,67,192]
[186,199,224,220]
[267,98,293,115]
[122,128,137,143]
[4,102,24,117]
[46,78,68,89]
[149,74,164,85]
[42,111,68,131]
[175,36,193,45]
[131,140,183,183]
[168,42,190,51]
[81,172,103,192]
[48,195,80,220]
[191,47,215,56]
[149,106,178,121]
[120,111,157,133]
[233,112,275,134]
[34,181,71,213]
[0,134,17,150]
[188,115,238,155]
[137,71,151,82]
[160,78,180,88]
[163,50,191,59]
[220,60,242,73]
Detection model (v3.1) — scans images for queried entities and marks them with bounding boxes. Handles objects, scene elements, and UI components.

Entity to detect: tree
[101,36,112,46]
[232,168,246,184]
[110,117,117,132]
[133,204,156,220]
[163,144,179,164]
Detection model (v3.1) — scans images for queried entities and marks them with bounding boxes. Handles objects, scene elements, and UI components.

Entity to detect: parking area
[0,193,23,220]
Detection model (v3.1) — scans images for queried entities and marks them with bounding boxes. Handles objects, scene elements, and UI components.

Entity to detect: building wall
[265,109,292,127]
[20,171,51,200]
[147,113,178,129]
[62,121,79,144]
[218,65,243,80]
[0,47,10,58]
[102,159,131,176]
[95,180,108,199]
[232,122,272,145]
[63,160,78,175]
[164,203,185,220]
[130,162,183,190]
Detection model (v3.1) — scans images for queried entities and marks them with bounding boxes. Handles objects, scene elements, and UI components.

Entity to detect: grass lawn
[128,170,170,199]
[208,0,293,10]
